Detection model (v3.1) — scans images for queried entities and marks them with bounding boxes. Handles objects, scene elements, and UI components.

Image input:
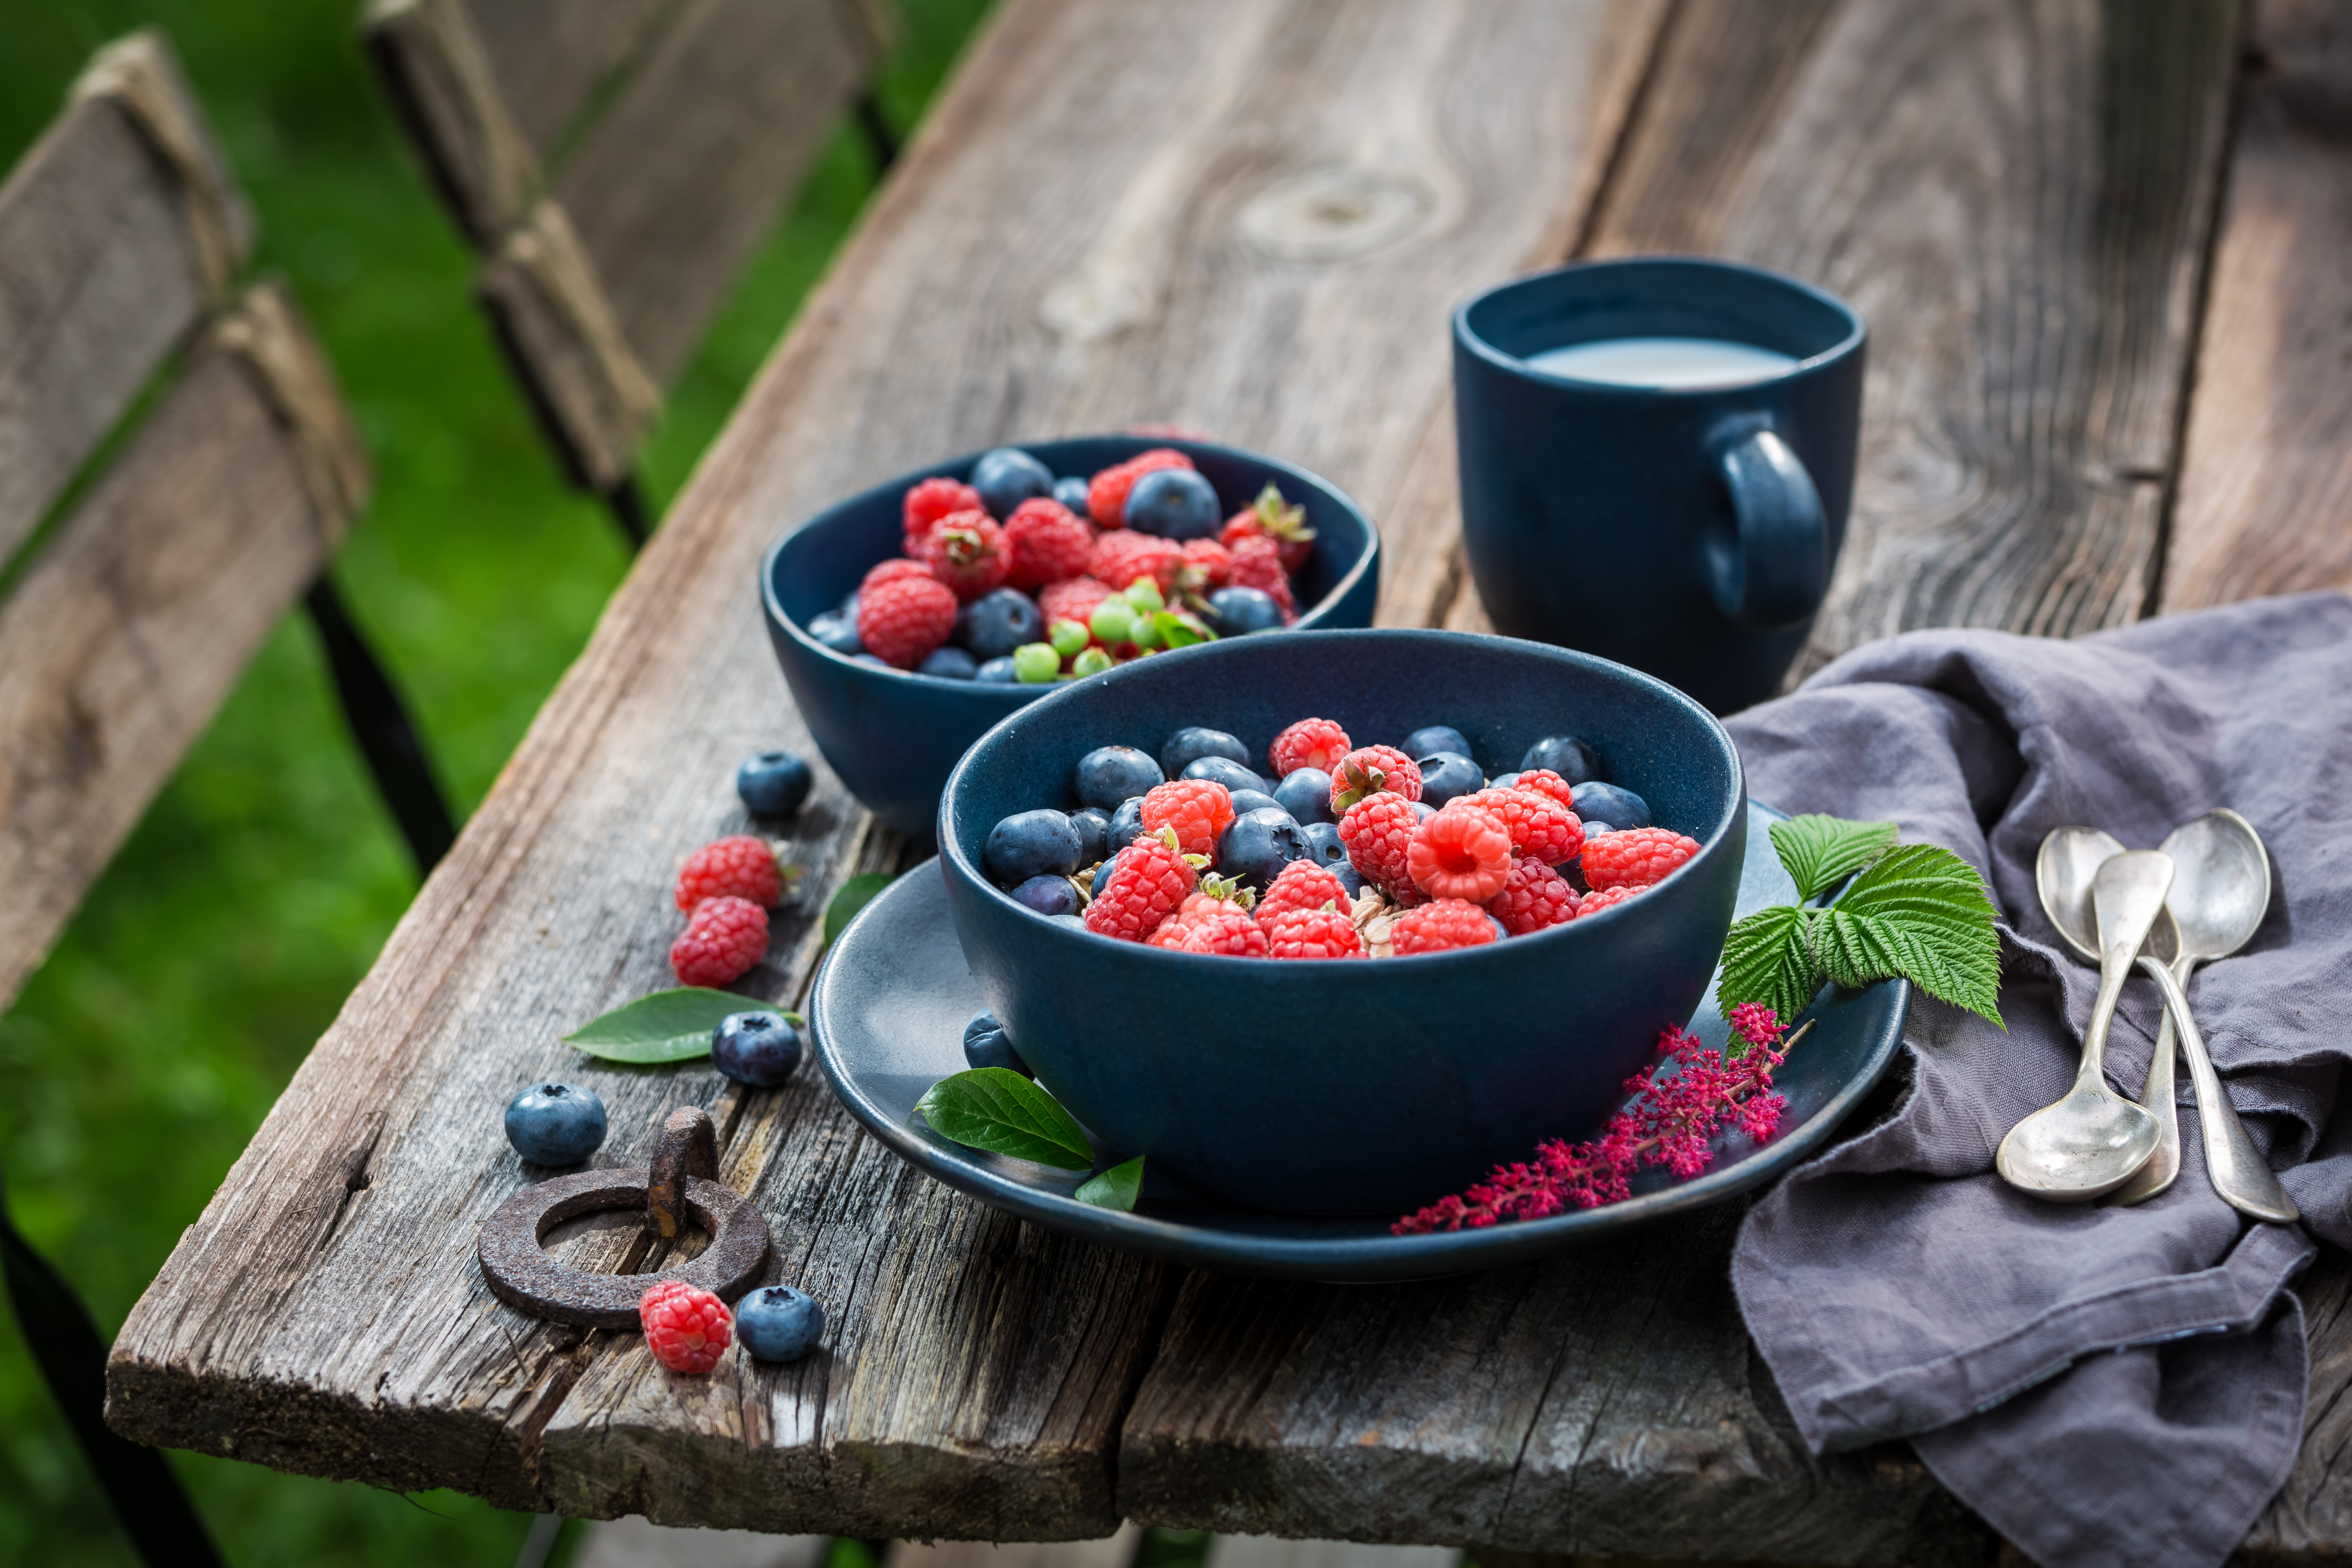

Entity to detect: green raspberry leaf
[1769,814,1900,902]
[1809,843,2004,1026]
[1075,1155,1146,1211]
[916,1068,1096,1170]
[564,988,794,1063]
[823,872,894,947]
[1717,904,1821,1029]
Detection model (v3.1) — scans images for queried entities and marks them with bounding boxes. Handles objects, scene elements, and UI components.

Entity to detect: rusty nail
[647,1106,715,1239]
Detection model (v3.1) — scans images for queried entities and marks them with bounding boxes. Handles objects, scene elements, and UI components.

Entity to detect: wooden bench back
[0,33,374,1011]
[366,0,893,491]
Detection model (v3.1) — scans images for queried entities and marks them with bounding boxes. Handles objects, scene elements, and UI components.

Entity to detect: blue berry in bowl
[1206,586,1283,634]
[1227,788,1284,818]
[737,749,812,817]
[1069,807,1111,866]
[1521,734,1602,784]
[976,655,1020,683]
[984,809,1081,886]
[1107,797,1146,849]
[712,1010,805,1087]
[1406,724,1472,760]
[1123,467,1222,540]
[504,1083,607,1166]
[1570,780,1652,833]
[1416,751,1485,809]
[1181,755,1265,796]
[1159,726,1252,779]
[1075,745,1164,810]
[1411,801,1435,823]
[1273,766,1335,825]
[1089,854,1120,902]
[853,652,893,669]
[971,446,1055,518]
[1488,771,1520,792]
[957,588,1043,660]
[735,1284,825,1363]
[808,610,862,656]
[919,646,979,679]
[1298,821,1362,895]
[1011,875,1078,917]
[1052,475,1092,514]
[964,1009,1031,1073]
[1217,807,1309,892]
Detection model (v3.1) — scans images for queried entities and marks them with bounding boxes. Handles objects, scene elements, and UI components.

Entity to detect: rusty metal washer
[478,1106,770,1328]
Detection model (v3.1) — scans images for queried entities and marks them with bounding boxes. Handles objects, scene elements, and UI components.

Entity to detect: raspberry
[1487,856,1579,935]
[640,1279,732,1373]
[1149,875,1254,946]
[1392,898,1499,955]
[1264,905,1365,959]
[1001,498,1095,590]
[1087,448,1193,527]
[1084,828,1199,941]
[1179,909,1268,957]
[1330,745,1424,813]
[1269,717,1351,778]
[857,573,958,668]
[1225,539,1297,620]
[913,509,1010,602]
[1090,529,1186,595]
[1140,778,1234,857]
[1407,803,1514,902]
[1219,483,1315,572]
[904,476,983,540]
[1037,575,1115,626]
[670,895,768,986]
[1339,794,1425,906]
[1582,826,1702,891]
[1576,883,1643,915]
[865,557,933,589]
[674,835,784,911]
[1461,787,1584,867]
[1510,768,1579,812]
[1256,858,1352,922]
[1180,537,1232,591]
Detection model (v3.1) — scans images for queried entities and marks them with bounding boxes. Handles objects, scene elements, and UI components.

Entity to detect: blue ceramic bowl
[762,436,1380,837]
[937,628,1747,1215]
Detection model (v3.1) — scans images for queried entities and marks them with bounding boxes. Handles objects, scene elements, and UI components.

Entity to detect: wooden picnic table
[105,0,2352,1560]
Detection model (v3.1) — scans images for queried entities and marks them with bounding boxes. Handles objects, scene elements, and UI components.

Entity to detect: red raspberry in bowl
[1256,858,1352,922]
[1392,898,1500,954]
[674,835,784,911]
[913,509,1010,602]
[903,476,983,541]
[1487,856,1579,935]
[1219,483,1315,573]
[1224,538,1296,619]
[670,895,767,986]
[640,1279,732,1374]
[1461,787,1584,867]
[864,557,933,589]
[1269,717,1351,778]
[1090,529,1186,595]
[1140,779,1235,857]
[1509,768,1579,812]
[1179,909,1268,957]
[1180,537,1232,591]
[1339,793,1425,907]
[1086,448,1194,527]
[1264,904,1365,959]
[1582,827,1702,891]
[1406,803,1515,902]
[1575,883,1644,915]
[1330,745,1423,813]
[857,573,958,668]
[1084,829,1199,942]
[1002,498,1094,589]
[1038,575,1115,626]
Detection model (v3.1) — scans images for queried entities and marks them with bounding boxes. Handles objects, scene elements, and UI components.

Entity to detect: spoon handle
[2135,955,2300,1224]
[2107,957,2186,1206]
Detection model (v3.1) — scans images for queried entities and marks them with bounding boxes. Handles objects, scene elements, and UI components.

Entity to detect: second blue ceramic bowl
[763,437,1379,837]
[937,628,1747,1216]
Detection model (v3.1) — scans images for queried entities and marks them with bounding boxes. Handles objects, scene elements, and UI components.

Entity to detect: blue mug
[1452,257,1866,713]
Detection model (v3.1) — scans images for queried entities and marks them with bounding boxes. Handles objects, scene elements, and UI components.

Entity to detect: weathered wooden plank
[2160,0,2352,614]
[470,0,682,159]
[108,0,1669,1539]
[0,30,250,566]
[574,1514,828,1568]
[1207,1537,1455,1568]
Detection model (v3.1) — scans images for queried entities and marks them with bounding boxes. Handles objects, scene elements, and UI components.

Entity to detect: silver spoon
[1998,851,2169,1200]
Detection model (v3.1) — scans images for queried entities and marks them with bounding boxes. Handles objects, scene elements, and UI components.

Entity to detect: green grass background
[0,1,989,1561]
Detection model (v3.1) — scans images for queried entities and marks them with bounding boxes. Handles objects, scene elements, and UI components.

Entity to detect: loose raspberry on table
[1269,717,1351,777]
[1582,826,1702,891]
[1462,787,1584,867]
[1575,883,1644,915]
[1140,778,1235,857]
[1330,745,1424,813]
[1224,537,1297,618]
[674,835,784,911]
[1264,904,1365,959]
[1510,768,1579,812]
[1037,575,1115,627]
[640,1279,732,1374]
[1256,858,1353,922]
[670,895,768,986]
[1340,794,1425,906]
[857,573,958,668]
[1001,498,1095,589]
[864,557,933,589]
[1392,898,1500,955]
[1087,448,1194,527]
[1084,829,1200,941]
[1180,537,1232,592]
[903,476,983,540]
[1487,856,1579,935]
[1179,909,1268,957]
[913,510,1010,601]
[1219,483,1315,573]
[1407,803,1515,902]
[1090,529,1187,595]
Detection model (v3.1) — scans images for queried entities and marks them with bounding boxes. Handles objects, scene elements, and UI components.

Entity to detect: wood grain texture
[108,0,1667,1538]
[2160,0,2352,613]
[470,0,682,159]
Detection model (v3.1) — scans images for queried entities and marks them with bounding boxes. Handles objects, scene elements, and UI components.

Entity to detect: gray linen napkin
[1725,591,2352,1568]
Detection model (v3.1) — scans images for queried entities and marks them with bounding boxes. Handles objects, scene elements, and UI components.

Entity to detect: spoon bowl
[2165,809,2271,960]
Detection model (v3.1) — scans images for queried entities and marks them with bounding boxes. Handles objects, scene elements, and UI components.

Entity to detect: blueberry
[838,586,862,616]
[976,655,1020,682]
[807,610,863,655]
[1011,874,1078,916]
[919,646,979,679]
[965,1010,1031,1073]
[1521,734,1603,784]
[957,587,1043,659]
[735,1284,825,1362]
[1488,771,1521,792]
[1416,751,1485,810]
[1123,468,1222,540]
[1160,726,1252,778]
[1273,767,1336,825]
[971,447,1055,518]
[737,749,812,817]
[1052,476,1092,514]
[504,1083,607,1166]
[1090,854,1120,901]
[1227,789,1285,818]
[1068,807,1111,866]
[1411,801,1436,823]
[1216,807,1309,891]
[712,1010,805,1087]
[1052,912,1087,932]
[1206,586,1283,634]
[1297,822,1362,896]
[1570,780,1651,832]
[1107,797,1146,849]
[984,809,1082,886]
[1074,745,1164,810]
[853,652,894,669]
[1406,725,1472,761]
[1181,755,1265,795]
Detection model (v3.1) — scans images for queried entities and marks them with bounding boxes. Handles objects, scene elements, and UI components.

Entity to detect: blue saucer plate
[809,801,1908,1282]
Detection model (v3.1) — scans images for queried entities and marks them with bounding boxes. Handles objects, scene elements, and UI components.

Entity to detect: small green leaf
[1153,610,1211,649]
[1811,843,2004,1025]
[916,1068,1095,1170]
[1769,814,1900,902]
[1075,1155,1145,1211]
[564,988,792,1063]
[1717,904,1820,1028]
[824,872,893,946]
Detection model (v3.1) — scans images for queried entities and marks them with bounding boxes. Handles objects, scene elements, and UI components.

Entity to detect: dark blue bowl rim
[937,626,1748,969]
[1453,254,1868,396]
[760,435,1383,693]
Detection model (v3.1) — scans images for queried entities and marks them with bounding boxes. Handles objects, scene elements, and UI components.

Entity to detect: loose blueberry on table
[712,1009,806,1088]
[735,1285,825,1363]
[504,1083,608,1166]
[735,748,812,817]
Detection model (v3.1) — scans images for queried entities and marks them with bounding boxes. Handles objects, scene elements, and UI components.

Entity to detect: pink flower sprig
[1392,1003,1807,1235]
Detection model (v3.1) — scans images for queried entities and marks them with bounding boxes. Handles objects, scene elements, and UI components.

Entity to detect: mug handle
[1707,421,1828,630]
